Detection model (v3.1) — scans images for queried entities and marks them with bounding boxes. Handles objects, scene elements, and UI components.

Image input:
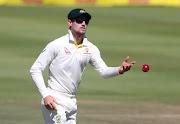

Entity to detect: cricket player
[30,8,136,124]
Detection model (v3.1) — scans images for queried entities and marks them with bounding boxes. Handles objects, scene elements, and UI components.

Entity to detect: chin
[79,31,86,35]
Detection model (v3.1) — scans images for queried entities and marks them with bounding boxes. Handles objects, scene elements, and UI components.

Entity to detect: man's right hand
[44,95,60,112]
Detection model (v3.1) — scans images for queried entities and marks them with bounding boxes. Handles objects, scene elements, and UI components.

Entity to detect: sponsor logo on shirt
[64,47,71,54]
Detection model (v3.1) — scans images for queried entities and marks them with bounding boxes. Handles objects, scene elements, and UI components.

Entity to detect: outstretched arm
[90,45,136,78]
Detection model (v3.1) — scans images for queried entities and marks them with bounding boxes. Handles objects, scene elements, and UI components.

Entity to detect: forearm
[30,70,49,98]
[100,67,120,79]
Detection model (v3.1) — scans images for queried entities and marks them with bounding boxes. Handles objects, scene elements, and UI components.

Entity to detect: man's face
[68,16,89,35]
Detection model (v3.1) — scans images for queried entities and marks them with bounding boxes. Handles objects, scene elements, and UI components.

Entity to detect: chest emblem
[64,47,71,54]
[83,48,91,54]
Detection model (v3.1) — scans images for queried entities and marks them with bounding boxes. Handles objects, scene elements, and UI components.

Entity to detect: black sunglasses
[74,18,89,25]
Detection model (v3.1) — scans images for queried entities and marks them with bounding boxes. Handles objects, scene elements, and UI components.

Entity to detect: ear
[67,19,73,27]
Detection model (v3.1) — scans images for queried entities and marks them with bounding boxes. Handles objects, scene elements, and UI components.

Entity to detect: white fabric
[41,88,77,124]
[30,29,120,98]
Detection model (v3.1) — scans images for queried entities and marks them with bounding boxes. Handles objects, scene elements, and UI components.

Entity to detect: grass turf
[0,5,180,124]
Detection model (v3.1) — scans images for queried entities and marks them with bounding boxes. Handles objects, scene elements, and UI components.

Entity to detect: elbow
[29,67,35,76]
[30,65,35,74]
[30,62,44,76]
[99,69,110,79]
[29,66,41,76]
[100,73,110,79]
[29,67,33,74]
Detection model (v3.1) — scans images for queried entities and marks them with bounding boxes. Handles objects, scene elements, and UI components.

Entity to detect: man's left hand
[119,56,136,74]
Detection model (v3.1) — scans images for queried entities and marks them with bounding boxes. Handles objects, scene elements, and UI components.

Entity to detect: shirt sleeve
[30,41,59,98]
[90,45,120,79]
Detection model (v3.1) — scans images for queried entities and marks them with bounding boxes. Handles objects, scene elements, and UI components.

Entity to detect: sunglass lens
[85,20,89,24]
[76,18,89,24]
[76,19,83,24]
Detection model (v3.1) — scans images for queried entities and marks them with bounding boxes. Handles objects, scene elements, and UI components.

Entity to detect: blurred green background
[0,6,180,124]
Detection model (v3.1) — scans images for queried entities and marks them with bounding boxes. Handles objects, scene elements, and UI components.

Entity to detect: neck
[71,30,84,45]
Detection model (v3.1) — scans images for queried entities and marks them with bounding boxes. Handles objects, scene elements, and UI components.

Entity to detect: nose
[82,21,86,25]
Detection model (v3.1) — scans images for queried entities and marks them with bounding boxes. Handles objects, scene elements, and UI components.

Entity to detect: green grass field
[0,5,180,124]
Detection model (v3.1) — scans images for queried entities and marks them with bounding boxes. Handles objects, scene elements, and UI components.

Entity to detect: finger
[123,65,127,71]
[124,56,129,62]
[45,105,50,110]
[127,66,131,71]
[126,63,132,71]
[45,104,53,110]
[51,103,57,112]
[130,61,136,65]
[53,98,60,105]
[126,66,131,71]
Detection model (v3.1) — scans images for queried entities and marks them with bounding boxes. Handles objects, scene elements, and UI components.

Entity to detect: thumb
[124,56,129,62]
[53,98,60,105]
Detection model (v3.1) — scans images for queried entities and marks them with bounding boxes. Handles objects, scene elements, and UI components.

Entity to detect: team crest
[80,10,86,13]
[83,48,91,54]
[53,115,61,123]
[56,115,61,123]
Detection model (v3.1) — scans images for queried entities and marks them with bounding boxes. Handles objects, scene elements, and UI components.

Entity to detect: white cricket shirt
[30,30,120,98]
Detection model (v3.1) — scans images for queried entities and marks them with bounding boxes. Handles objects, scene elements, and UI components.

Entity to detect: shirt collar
[68,29,87,45]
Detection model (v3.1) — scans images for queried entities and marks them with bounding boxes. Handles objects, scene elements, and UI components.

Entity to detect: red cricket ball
[142,64,149,72]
